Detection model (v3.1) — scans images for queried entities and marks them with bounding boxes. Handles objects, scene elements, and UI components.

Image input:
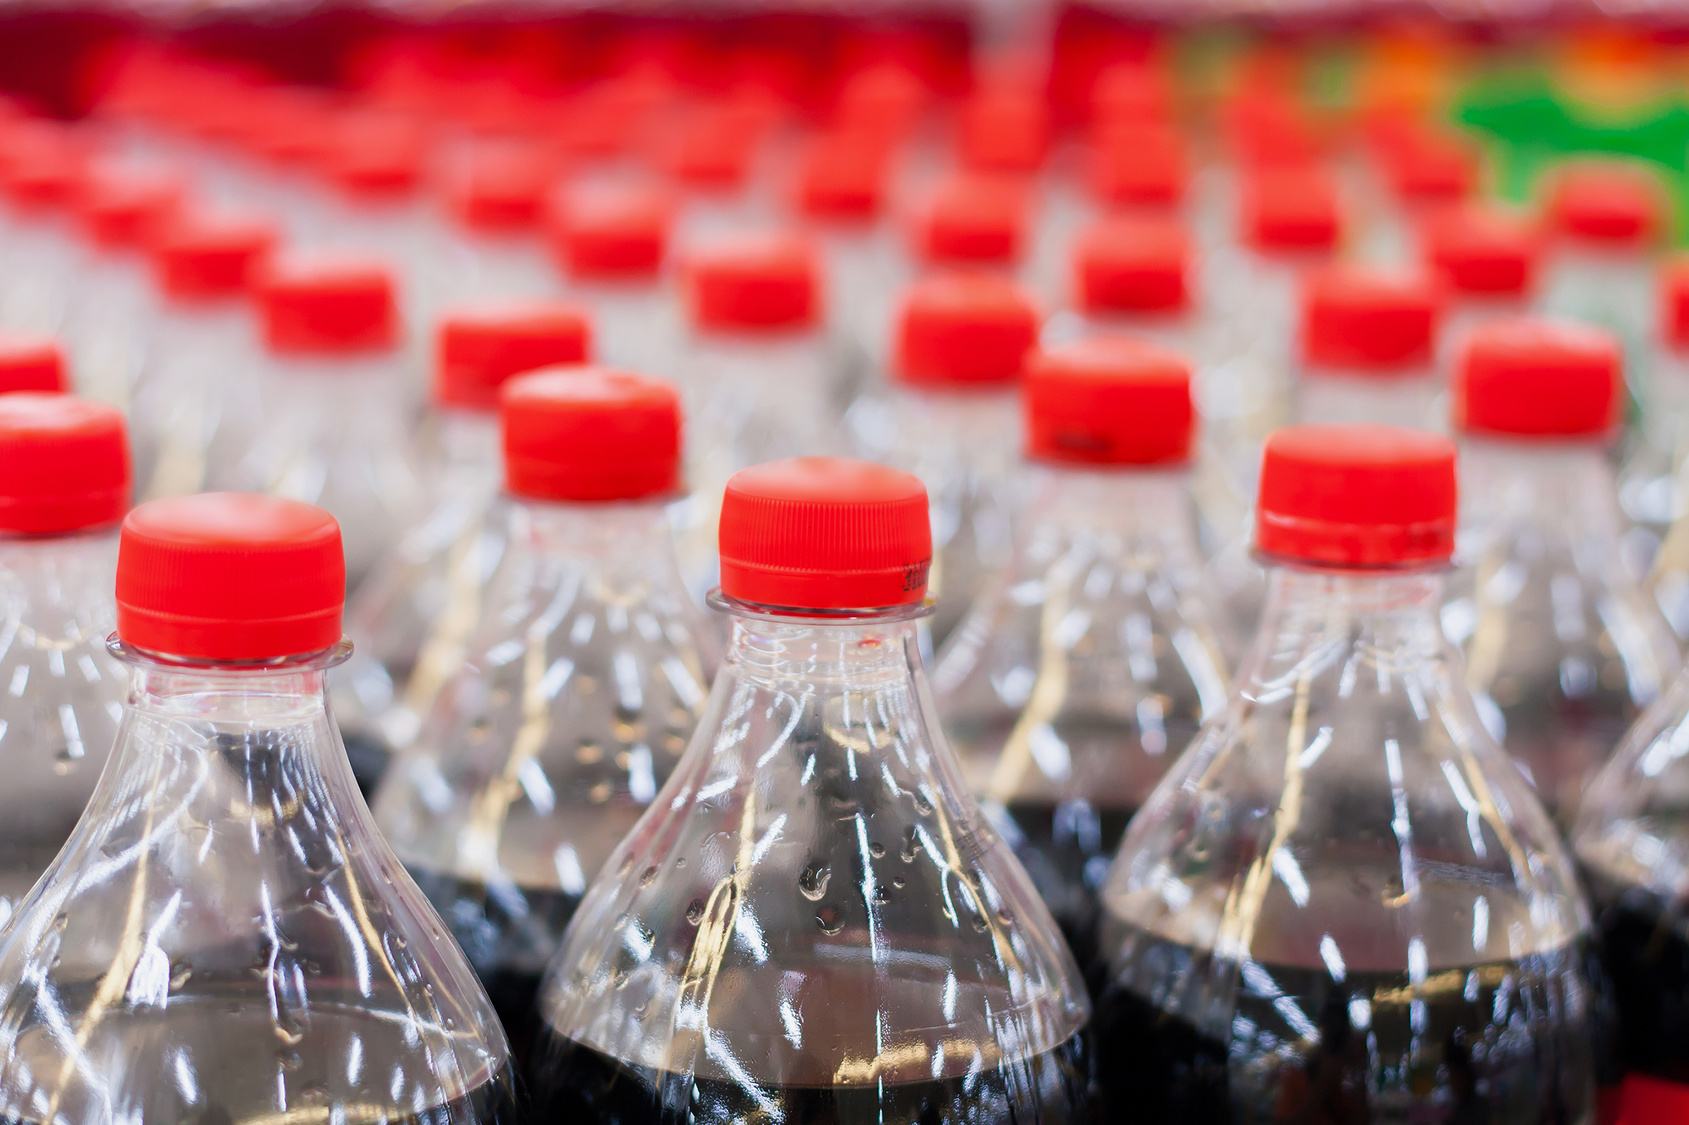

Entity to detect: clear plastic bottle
[1541,162,1664,364]
[0,119,88,334]
[1092,423,1599,1123]
[128,209,275,502]
[0,393,130,925]
[0,333,67,394]
[1442,320,1678,826]
[374,367,708,1066]
[1294,265,1443,431]
[1420,202,1539,362]
[1054,214,1196,355]
[528,455,1094,1123]
[336,304,592,792]
[909,173,1030,289]
[547,182,679,380]
[442,137,564,304]
[224,256,425,588]
[0,491,518,1124]
[1572,646,1689,1119]
[933,337,1230,964]
[845,272,1039,647]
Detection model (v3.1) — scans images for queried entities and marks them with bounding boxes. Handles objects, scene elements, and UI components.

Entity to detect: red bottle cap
[913,175,1027,265]
[449,140,555,230]
[1380,130,1479,204]
[153,212,277,302]
[664,103,759,190]
[895,273,1040,386]
[1256,424,1457,568]
[501,367,681,502]
[1092,63,1173,128]
[0,394,129,535]
[1025,337,1194,466]
[1089,123,1187,208]
[1455,319,1621,439]
[1663,259,1689,351]
[1076,215,1190,315]
[686,234,820,333]
[719,456,931,611]
[0,334,67,393]
[550,185,671,280]
[1423,204,1538,297]
[1242,165,1341,253]
[0,123,86,210]
[959,89,1049,174]
[794,136,887,222]
[1552,164,1663,247]
[75,165,186,248]
[1301,267,1440,371]
[322,113,429,198]
[1619,1074,1689,1125]
[259,257,399,355]
[436,304,592,411]
[116,493,345,661]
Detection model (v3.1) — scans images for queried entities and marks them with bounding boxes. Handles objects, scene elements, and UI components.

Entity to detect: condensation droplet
[868,842,885,859]
[815,905,844,935]
[639,865,659,888]
[892,876,906,889]
[797,861,831,902]
[685,899,705,925]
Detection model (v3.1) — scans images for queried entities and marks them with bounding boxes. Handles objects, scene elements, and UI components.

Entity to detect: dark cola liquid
[407,866,583,1068]
[1000,799,1135,970]
[1093,926,1593,1123]
[341,728,392,800]
[527,1025,1092,1125]
[1589,880,1689,1088]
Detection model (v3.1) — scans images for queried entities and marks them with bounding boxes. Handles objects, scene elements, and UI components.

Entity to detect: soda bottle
[1573,641,1689,1118]
[373,367,707,1065]
[0,492,518,1122]
[0,393,129,925]
[1542,162,1663,362]
[1294,265,1442,430]
[933,337,1230,965]
[443,137,563,303]
[1059,214,1195,355]
[1442,320,1678,825]
[1640,264,1689,642]
[1420,202,1539,359]
[335,304,592,791]
[547,182,679,380]
[229,255,424,587]
[1092,424,1599,1122]
[528,456,1094,1123]
[0,119,87,334]
[845,272,1040,647]
[0,334,67,394]
[910,173,1030,286]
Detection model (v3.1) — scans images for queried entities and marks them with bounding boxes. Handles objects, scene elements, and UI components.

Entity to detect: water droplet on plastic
[971,915,989,933]
[686,899,705,925]
[674,857,685,868]
[815,905,844,935]
[912,789,934,815]
[996,909,1013,926]
[868,841,885,858]
[892,876,906,889]
[899,828,919,863]
[797,861,831,901]
[639,865,658,888]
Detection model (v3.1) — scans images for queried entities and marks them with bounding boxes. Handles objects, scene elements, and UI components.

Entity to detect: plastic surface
[0,394,129,535]
[718,456,931,611]
[1089,124,1187,208]
[115,492,345,661]
[1300,266,1439,371]
[0,642,517,1125]
[1024,338,1194,466]
[914,174,1027,266]
[1423,204,1538,297]
[686,235,819,332]
[0,333,65,393]
[437,305,592,411]
[528,596,1093,1122]
[1256,424,1458,567]
[151,211,276,301]
[549,185,671,280]
[895,272,1040,386]
[502,367,681,502]
[1454,319,1621,438]
[1240,165,1341,253]
[258,256,400,354]
[1074,215,1189,315]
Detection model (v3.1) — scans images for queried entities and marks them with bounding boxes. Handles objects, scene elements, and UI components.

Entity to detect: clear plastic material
[528,599,1094,1122]
[1573,672,1689,1095]
[1443,442,1679,824]
[371,499,714,1060]
[933,467,1231,961]
[1639,348,1689,641]
[1092,565,1599,1122]
[0,528,124,927]
[334,410,506,792]
[0,642,518,1124]
[217,353,426,588]
[846,385,1024,648]
[1295,366,1443,431]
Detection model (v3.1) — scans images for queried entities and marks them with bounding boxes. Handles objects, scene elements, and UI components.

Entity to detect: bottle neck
[1026,463,1198,555]
[119,644,345,727]
[1246,564,1447,683]
[723,608,925,692]
[1458,439,1623,543]
[0,527,120,629]
[434,407,501,471]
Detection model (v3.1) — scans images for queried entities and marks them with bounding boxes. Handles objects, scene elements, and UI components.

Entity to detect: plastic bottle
[1542,162,1663,363]
[1055,213,1195,354]
[0,333,67,394]
[527,455,1094,1123]
[336,304,593,792]
[1421,202,1539,360]
[443,137,564,303]
[1294,265,1442,430]
[933,337,1230,964]
[1646,263,1689,641]
[128,209,276,502]
[0,119,88,334]
[229,256,424,587]
[373,367,708,1066]
[1092,423,1599,1122]
[1442,320,1678,825]
[0,491,518,1123]
[547,182,679,379]
[909,173,1030,290]
[0,393,130,925]
[845,272,1040,647]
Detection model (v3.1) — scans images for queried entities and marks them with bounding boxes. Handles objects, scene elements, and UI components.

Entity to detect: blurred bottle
[0,491,518,1124]
[933,337,1229,963]
[1093,424,1599,1122]
[1641,264,1689,640]
[225,256,424,587]
[0,333,68,394]
[548,182,679,380]
[1056,214,1195,354]
[909,173,1030,291]
[336,304,592,793]
[1294,265,1442,430]
[1542,162,1664,365]
[443,137,565,303]
[846,272,1039,647]
[0,394,129,925]
[0,119,88,333]
[529,456,1094,1123]
[375,368,707,1066]
[1443,320,1677,825]
[1422,202,1540,360]
[1357,118,1479,265]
